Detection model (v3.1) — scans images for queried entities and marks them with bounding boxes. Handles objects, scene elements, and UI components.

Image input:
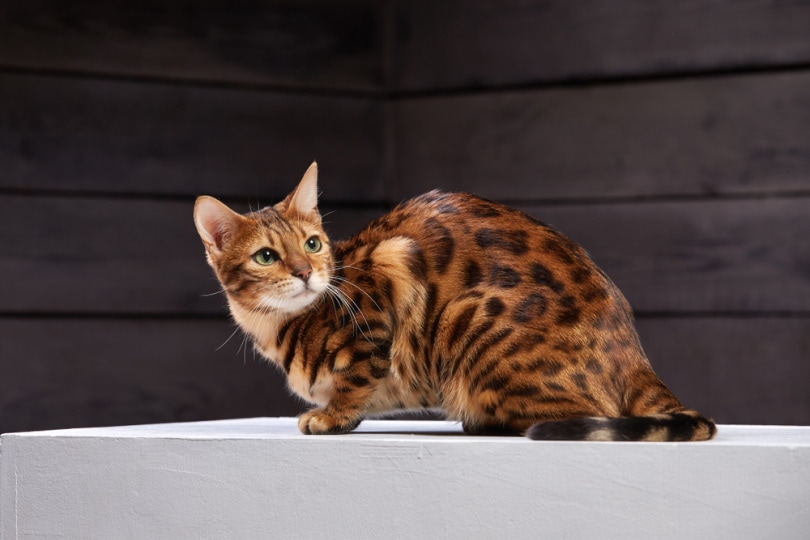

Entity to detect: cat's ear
[194,196,245,254]
[282,161,321,223]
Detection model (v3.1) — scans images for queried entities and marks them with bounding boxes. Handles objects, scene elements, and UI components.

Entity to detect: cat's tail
[525,410,717,442]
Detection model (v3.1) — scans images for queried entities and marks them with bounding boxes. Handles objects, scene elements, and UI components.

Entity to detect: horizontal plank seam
[0,188,391,209]
[387,61,810,98]
[3,60,810,100]
[0,65,385,100]
[0,312,231,321]
[495,191,810,208]
[3,187,809,208]
[635,311,810,320]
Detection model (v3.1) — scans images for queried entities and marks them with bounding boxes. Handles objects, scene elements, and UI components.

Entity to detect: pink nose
[294,266,312,282]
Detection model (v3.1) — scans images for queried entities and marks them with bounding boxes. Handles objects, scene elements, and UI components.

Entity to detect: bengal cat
[194,162,716,441]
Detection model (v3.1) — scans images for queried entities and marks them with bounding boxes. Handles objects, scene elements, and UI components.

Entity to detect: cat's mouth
[256,279,325,314]
[291,287,316,299]
[287,288,323,313]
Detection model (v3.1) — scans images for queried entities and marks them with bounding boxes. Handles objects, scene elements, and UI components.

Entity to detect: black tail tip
[526,414,717,442]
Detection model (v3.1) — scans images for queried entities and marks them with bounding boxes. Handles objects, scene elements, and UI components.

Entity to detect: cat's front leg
[297,381,375,435]
[298,349,391,435]
[298,407,363,435]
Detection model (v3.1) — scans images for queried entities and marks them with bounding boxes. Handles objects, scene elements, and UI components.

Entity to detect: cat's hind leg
[524,367,716,442]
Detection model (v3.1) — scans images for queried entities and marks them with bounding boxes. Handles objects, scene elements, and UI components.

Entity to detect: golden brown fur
[194,163,716,441]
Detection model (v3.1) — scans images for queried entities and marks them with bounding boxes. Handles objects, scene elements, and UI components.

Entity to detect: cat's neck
[227,298,287,362]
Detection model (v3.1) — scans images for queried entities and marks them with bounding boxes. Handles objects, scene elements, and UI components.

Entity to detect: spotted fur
[194,162,716,441]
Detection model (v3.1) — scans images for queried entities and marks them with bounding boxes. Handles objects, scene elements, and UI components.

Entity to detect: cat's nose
[293,266,312,283]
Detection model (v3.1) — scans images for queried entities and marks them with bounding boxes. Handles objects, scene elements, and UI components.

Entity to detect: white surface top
[8,417,810,447]
[4,417,810,540]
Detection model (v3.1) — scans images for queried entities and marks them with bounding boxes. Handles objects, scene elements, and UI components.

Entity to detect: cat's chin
[259,285,325,315]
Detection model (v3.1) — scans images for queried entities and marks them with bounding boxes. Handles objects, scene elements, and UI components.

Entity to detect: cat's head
[193,162,333,317]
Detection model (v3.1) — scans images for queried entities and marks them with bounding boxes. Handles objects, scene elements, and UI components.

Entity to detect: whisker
[217,324,244,351]
[201,288,228,298]
[333,275,383,313]
[325,283,373,343]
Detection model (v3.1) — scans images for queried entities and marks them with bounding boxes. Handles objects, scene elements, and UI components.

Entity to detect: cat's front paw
[298,408,362,435]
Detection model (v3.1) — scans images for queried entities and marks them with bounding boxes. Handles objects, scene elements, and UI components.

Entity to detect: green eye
[253,248,278,265]
[304,236,322,253]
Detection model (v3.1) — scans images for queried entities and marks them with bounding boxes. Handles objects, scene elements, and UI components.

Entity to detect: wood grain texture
[0,195,384,314]
[0,72,384,199]
[636,317,810,425]
[520,197,810,313]
[394,71,810,201]
[391,0,810,91]
[0,0,383,91]
[0,318,303,433]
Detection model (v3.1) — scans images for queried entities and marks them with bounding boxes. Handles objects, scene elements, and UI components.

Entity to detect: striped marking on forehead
[242,208,294,253]
[250,207,318,251]
[252,207,294,233]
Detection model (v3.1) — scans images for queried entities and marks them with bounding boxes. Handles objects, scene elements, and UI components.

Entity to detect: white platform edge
[3,418,810,539]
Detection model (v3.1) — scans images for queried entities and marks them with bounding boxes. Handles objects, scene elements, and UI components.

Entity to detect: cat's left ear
[282,161,321,223]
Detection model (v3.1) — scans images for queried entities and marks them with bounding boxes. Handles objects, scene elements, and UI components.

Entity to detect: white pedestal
[2,418,809,539]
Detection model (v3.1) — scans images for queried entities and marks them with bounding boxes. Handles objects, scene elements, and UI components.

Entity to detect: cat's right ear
[193,196,245,255]
[282,161,321,223]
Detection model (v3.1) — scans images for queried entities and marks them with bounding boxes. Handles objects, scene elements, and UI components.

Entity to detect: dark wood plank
[0,0,383,91]
[392,0,810,91]
[0,195,384,315]
[0,72,383,199]
[0,318,304,433]
[520,197,810,313]
[4,194,809,315]
[636,317,810,426]
[1,316,807,432]
[394,72,810,200]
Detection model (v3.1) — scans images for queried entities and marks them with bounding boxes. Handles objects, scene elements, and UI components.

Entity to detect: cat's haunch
[194,162,716,442]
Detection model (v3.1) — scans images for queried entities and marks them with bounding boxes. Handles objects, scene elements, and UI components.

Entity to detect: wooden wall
[389,0,810,426]
[0,0,387,433]
[2,1,809,432]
